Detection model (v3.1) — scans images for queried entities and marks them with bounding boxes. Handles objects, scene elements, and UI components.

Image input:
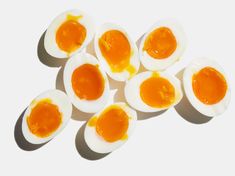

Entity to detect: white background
[1,0,235,175]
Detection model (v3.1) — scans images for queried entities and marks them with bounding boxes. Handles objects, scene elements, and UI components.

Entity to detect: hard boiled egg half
[84,102,137,153]
[125,71,183,112]
[63,53,110,113]
[95,23,140,81]
[139,20,186,71]
[183,58,231,117]
[22,90,72,144]
[44,9,94,58]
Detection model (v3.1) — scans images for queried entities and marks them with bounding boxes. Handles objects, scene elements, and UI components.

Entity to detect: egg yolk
[192,67,227,105]
[56,15,86,54]
[89,105,129,142]
[27,99,62,138]
[143,27,177,59]
[72,64,104,100]
[140,74,175,108]
[99,30,131,72]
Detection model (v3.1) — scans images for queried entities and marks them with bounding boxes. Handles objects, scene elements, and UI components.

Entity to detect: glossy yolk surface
[95,105,129,142]
[56,16,86,54]
[27,99,62,138]
[143,27,177,59]
[192,67,227,105]
[99,30,131,72]
[140,75,175,108]
[72,64,104,100]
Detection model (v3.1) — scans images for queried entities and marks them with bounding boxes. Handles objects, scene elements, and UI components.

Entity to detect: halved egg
[22,89,72,144]
[94,23,140,81]
[63,52,110,113]
[84,102,137,153]
[183,58,231,117]
[139,20,186,71]
[44,9,94,58]
[125,71,183,112]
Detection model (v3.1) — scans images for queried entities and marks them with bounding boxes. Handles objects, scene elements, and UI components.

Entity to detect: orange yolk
[56,16,86,54]
[72,64,104,100]
[99,30,131,72]
[143,27,177,59]
[140,74,175,108]
[89,105,129,142]
[27,99,62,138]
[192,67,227,105]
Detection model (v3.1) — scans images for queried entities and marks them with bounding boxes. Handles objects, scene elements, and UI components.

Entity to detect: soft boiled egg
[63,52,110,113]
[139,20,186,71]
[44,9,94,58]
[22,89,72,144]
[84,102,137,153]
[183,58,231,117]
[94,23,140,81]
[125,71,183,112]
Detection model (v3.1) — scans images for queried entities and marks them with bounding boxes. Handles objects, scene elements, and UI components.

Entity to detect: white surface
[1,0,235,175]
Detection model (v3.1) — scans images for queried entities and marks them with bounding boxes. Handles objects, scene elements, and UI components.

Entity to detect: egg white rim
[183,58,231,117]
[94,23,140,81]
[84,102,137,154]
[125,71,183,112]
[22,89,72,144]
[44,9,95,58]
[63,52,110,113]
[139,19,186,71]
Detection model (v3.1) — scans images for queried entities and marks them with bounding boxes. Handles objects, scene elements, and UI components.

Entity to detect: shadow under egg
[14,109,48,151]
[174,68,213,124]
[37,30,68,68]
[108,76,127,103]
[137,109,167,121]
[55,66,66,92]
[86,38,96,57]
[136,34,145,49]
[75,123,110,160]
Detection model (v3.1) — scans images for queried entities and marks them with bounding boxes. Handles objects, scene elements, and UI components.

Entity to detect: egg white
[125,71,183,112]
[44,9,95,58]
[22,89,72,144]
[139,19,186,71]
[63,52,110,113]
[183,58,231,117]
[94,23,140,81]
[84,102,137,154]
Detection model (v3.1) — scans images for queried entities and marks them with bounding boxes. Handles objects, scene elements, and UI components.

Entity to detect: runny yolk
[88,105,129,142]
[140,74,175,108]
[56,15,86,54]
[72,64,104,100]
[99,30,131,72]
[192,67,227,105]
[143,27,177,59]
[27,99,62,138]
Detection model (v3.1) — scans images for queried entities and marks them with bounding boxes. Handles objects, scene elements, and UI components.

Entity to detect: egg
[139,20,186,71]
[63,52,110,113]
[44,9,94,58]
[125,71,183,112]
[84,102,137,153]
[183,58,231,117]
[22,89,72,144]
[94,23,140,81]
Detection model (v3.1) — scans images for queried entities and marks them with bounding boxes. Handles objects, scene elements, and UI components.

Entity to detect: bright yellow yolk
[99,30,131,72]
[72,64,104,100]
[56,15,86,54]
[88,105,129,142]
[140,74,175,108]
[27,99,62,138]
[192,67,227,105]
[143,27,177,59]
